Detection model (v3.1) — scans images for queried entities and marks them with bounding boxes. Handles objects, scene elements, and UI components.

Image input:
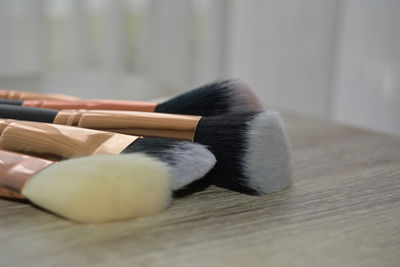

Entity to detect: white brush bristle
[22,153,172,223]
[244,111,292,194]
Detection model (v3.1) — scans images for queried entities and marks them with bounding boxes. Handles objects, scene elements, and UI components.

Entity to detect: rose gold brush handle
[0,150,54,199]
[23,100,158,112]
[0,89,80,101]
[54,110,202,141]
[0,119,138,159]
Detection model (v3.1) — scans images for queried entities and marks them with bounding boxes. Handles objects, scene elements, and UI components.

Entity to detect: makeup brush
[0,108,292,195]
[0,119,217,194]
[0,79,263,116]
[114,111,292,195]
[0,88,80,101]
[0,150,212,223]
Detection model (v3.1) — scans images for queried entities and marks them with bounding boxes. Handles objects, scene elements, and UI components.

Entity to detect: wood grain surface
[0,112,399,267]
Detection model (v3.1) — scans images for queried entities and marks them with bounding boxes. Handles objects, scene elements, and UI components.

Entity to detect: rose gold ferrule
[0,150,54,199]
[0,89,80,101]
[0,187,25,199]
[0,119,13,133]
[0,119,138,159]
[23,100,158,112]
[54,110,202,141]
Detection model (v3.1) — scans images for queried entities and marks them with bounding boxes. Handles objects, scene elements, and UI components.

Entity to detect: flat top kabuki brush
[0,150,208,223]
[0,106,292,195]
[0,79,262,116]
[0,119,216,195]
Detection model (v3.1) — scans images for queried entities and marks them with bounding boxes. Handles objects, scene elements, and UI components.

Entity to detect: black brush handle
[0,99,24,106]
[0,104,58,123]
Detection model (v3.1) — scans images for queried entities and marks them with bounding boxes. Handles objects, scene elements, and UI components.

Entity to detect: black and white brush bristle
[124,138,216,191]
[194,111,292,195]
[155,79,263,116]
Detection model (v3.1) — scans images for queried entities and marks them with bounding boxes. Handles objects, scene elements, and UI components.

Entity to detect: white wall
[0,0,399,135]
[225,0,339,118]
[332,0,400,135]
[0,0,44,91]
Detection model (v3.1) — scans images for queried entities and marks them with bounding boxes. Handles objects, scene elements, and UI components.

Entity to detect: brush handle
[0,150,54,199]
[0,89,80,101]
[0,104,58,123]
[55,110,202,141]
[0,119,137,159]
[23,100,158,112]
[0,99,23,106]
[0,104,201,141]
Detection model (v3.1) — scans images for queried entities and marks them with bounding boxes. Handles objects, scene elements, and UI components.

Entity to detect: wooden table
[1,113,399,267]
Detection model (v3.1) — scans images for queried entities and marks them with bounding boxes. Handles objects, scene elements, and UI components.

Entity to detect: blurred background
[0,0,399,135]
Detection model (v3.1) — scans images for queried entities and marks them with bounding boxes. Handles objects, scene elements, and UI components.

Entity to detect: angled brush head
[194,111,292,195]
[155,79,263,116]
[123,138,216,191]
[22,154,172,223]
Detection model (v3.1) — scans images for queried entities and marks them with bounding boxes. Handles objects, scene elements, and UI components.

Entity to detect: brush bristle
[123,138,216,191]
[195,111,291,195]
[22,154,172,223]
[155,79,263,116]
[243,111,292,194]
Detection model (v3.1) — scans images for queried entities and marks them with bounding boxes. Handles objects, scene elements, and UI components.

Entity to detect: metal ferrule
[0,89,80,101]
[0,119,137,159]
[0,150,54,199]
[23,100,158,112]
[54,110,202,141]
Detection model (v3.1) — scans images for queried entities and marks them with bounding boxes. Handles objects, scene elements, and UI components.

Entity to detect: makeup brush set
[0,79,292,223]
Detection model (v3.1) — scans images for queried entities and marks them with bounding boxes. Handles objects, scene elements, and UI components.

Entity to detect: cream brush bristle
[1,150,211,223]
[23,153,172,223]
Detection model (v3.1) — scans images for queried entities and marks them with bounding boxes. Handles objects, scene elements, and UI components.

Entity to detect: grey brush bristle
[168,142,216,190]
[124,138,216,191]
[244,111,292,194]
[194,110,291,195]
